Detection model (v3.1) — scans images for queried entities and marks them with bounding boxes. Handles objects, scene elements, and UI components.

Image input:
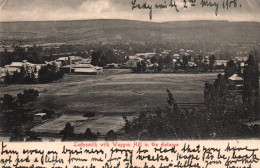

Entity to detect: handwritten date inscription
[131,0,242,20]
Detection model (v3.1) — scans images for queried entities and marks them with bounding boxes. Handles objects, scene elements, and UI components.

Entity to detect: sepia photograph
[0,0,259,142]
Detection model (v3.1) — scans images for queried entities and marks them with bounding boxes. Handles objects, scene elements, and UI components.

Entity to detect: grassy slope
[0,70,218,114]
[0,19,259,44]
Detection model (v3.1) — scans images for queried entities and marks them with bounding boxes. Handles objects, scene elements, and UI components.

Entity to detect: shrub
[123,89,252,140]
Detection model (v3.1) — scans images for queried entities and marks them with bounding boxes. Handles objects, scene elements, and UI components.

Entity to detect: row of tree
[60,122,117,141]
[135,54,216,73]
[4,64,64,85]
[205,53,259,119]
[90,48,128,67]
[122,89,251,140]
[0,89,39,140]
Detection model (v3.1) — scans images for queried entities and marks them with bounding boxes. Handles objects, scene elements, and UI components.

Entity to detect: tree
[91,50,102,66]
[83,128,98,141]
[213,73,226,97]
[136,61,142,73]
[141,60,147,73]
[209,55,216,72]
[150,56,158,64]
[17,89,39,104]
[61,122,75,141]
[38,64,63,83]
[224,60,237,82]
[237,63,242,77]
[182,55,189,67]
[242,53,259,118]
[105,130,117,141]
[4,71,12,84]
[164,55,173,70]
[2,94,17,110]
[243,54,259,96]
[157,57,164,72]
[9,127,24,142]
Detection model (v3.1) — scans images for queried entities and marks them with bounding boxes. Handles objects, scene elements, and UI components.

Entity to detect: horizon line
[0,18,259,24]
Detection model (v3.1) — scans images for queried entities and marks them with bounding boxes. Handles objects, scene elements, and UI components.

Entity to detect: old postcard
[0,0,259,167]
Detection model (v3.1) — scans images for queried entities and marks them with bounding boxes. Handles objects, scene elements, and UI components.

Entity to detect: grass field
[0,69,218,114]
[0,70,218,114]
[31,114,132,136]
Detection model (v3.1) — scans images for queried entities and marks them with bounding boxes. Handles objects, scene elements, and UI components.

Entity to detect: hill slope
[0,19,259,45]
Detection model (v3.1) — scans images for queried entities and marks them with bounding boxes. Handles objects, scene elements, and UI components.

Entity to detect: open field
[31,114,133,136]
[0,70,218,114]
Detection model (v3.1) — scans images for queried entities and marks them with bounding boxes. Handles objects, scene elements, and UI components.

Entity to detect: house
[173,54,180,59]
[0,74,5,83]
[136,53,156,59]
[126,56,144,68]
[56,57,69,62]
[187,50,194,53]
[55,57,69,65]
[8,62,23,68]
[105,63,120,69]
[179,49,185,54]
[45,61,62,67]
[161,51,169,56]
[61,64,103,74]
[136,53,148,59]
[74,68,97,75]
[34,113,46,121]
[129,56,140,60]
[81,58,91,64]
[126,59,140,68]
[234,56,248,62]
[0,61,46,81]
[1,67,21,75]
[215,60,228,66]
[7,60,43,73]
[228,74,243,90]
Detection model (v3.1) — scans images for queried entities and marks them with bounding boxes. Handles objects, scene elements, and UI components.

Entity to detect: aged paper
[0,0,259,167]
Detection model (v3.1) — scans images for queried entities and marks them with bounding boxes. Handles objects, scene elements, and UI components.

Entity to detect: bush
[83,112,95,117]
[17,89,39,104]
[123,90,252,140]
[60,123,98,141]
[38,64,64,83]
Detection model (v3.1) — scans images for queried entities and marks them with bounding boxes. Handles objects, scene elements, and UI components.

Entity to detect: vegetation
[4,66,37,84]
[1,20,259,60]
[0,45,44,67]
[242,54,259,118]
[60,123,98,141]
[38,64,64,83]
[4,64,64,85]
[91,48,128,67]
[224,59,237,81]
[0,89,40,141]
[122,54,259,140]
[122,89,253,140]
[1,89,39,110]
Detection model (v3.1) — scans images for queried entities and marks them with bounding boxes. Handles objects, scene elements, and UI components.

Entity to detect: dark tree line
[60,122,117,141]
[4,64,64,85]
[122,89,253,140]
[242,54,259,118]
[38,64,64,83]
[0,46,45,67]
[60,123,99,141]
[0,89,39,141]
[91,48,128,67]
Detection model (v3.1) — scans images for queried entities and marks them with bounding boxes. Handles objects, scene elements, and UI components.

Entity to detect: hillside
[0,19,260,45]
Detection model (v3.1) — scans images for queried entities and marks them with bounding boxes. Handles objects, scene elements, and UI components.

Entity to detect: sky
[0,0,259,22]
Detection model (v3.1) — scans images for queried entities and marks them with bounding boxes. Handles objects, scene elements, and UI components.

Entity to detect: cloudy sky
[0,0,259,22]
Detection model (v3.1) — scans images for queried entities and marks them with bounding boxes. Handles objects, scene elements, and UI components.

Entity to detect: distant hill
[0,19,260,45]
